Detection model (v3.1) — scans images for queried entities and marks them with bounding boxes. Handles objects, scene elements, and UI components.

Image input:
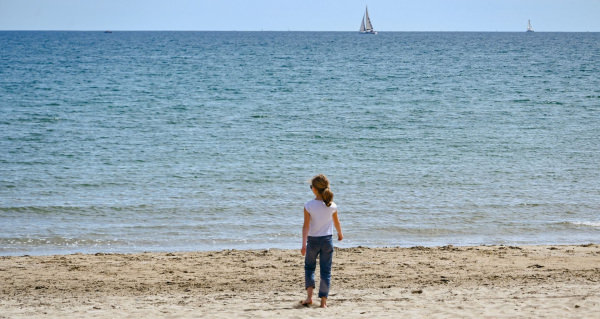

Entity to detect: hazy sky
[1,0,599,31]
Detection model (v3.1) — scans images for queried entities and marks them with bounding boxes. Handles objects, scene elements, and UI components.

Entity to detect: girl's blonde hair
[311,174,334,207]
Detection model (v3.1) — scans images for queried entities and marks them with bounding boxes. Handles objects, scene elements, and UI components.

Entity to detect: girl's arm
[333,211,343,241]
[301,208,310,256]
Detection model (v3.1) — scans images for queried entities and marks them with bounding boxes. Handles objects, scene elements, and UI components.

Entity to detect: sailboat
[526,19,534,32]
[359,6,377,34]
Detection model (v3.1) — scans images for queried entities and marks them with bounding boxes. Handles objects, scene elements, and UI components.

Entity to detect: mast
[365,6,373,31]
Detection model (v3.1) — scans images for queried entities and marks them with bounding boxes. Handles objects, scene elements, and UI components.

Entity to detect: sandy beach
[1,244,599,318]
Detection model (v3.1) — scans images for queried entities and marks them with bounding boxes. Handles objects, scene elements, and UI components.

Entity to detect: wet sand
[1,244,599,318]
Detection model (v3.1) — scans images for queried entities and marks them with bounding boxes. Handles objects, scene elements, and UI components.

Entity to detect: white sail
[360,14,366,32]
[365,7,373,31]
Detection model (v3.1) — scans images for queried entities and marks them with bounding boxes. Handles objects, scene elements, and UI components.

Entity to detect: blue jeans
[304,235,334,298]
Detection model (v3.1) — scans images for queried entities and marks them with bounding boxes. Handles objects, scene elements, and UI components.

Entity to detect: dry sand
[1,244,599,318]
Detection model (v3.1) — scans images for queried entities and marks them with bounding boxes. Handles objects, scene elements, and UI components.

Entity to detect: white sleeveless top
[304,199,338,237]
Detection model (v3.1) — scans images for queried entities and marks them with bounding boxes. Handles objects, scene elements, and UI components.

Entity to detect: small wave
[0,205,157,216]
[541,100,564,105]
[559,221,600,228]
[372,225,468,236]
[0,236,123,247]
[570,221,600,227]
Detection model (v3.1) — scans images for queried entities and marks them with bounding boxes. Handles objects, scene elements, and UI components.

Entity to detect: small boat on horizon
[359,6,377,34]
[104,31,113,34]
[526,20,534,32]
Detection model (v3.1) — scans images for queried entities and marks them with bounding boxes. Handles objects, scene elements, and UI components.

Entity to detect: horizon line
[1,29,598,33]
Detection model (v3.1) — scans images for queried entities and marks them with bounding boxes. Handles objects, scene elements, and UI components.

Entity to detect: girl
[301,174,343,308]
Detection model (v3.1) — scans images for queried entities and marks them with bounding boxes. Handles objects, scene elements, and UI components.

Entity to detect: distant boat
[359,6,377,34]
[526,20,534,32]
[104,31,113,34]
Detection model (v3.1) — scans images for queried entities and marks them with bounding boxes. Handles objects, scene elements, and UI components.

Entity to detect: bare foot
[300,299,312,307]
[320,297,327,308]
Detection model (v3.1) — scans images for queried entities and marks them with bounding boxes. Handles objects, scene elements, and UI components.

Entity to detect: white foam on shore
[567,221,600,228]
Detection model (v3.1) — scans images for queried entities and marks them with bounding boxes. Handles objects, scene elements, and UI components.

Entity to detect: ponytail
[311,174,334,207]
[321,187,334,207]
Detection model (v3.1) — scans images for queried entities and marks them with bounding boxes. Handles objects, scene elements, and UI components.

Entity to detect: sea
[1,31,599,256]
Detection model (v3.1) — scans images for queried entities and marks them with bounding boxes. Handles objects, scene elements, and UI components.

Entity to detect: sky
[1,0,599,32]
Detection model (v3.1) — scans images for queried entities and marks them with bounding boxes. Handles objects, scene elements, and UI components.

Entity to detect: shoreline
[4,240,599,258]
[1,244,599,318]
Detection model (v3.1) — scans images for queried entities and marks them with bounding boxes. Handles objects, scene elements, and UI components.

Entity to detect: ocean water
[1,31,599,256]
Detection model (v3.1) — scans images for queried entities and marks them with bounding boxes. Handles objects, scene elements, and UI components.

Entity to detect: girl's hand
[301,246,306,256]
[338,233,343,241]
